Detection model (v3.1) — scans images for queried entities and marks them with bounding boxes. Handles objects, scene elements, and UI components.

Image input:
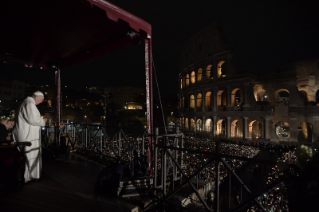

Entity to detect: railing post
[100,124,102,152]
[215,141,220,212]
[119,130,122,158]
[162,136,167,195]
[85,120,88,148]
[180,131,183,183]
[229,173,231,209]
[154,127,159,188]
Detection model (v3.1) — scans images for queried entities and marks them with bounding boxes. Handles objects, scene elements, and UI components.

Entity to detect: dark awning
[0,0,151,69]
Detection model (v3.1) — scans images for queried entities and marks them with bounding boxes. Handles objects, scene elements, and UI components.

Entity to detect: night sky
[4,0,319,97]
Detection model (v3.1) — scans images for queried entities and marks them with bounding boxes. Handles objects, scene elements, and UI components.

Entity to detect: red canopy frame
[1,0,154,174]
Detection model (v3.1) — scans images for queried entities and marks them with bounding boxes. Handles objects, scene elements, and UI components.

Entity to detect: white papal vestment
[13,97,45,183]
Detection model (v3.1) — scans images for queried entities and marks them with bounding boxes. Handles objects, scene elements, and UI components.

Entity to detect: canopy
[1,0,151,68]
[0,0,154,166]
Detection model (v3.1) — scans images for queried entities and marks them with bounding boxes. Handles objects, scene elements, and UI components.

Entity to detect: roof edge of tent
[88,0,152,36]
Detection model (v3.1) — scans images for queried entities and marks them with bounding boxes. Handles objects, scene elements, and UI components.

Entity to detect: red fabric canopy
[0,0,151,69]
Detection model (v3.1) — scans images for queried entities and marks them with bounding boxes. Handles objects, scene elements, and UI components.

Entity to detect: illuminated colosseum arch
[205,119,213,132]
[191,71,196,84]
[217,60,226,78]
[186,74,190,86]
[217,90,227,106]
[205,91,212,107]
[206,64,212,79]
[180,78,183,89]
[231,88,241,106]
[216,119,226,136]
[297,122,313,143]
[249,120,262,140]
[190,118,195,132]
[231,119,243,138]
[182,76,186,88]
[185,118,189,129]
[275,121,290,139]
[196,119,203,131]
[274,89,290,103]
[197,68,203,82]
[190,95,195,108]
[197,93,202,108]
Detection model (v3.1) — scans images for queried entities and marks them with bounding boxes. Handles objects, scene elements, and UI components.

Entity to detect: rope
[152,58,167,134]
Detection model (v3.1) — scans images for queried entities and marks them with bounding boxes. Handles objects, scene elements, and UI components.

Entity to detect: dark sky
[5,0,319,97]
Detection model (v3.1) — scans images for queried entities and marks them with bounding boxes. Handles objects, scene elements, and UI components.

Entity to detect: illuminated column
[194,116,197,135]
[240,87,244,105]
[194,93,197,112]
[243,117,248,140]
[213,86,218,112]
[226,117,231,138]
[203,116,206,133]
[202,90,206,112]
[213,116,217,137]
[226,86,231,108]
[264,116,271,139]
[243,82,250,107]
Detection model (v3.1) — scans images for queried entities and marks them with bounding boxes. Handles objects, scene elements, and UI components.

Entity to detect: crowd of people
[66,128,304,211]
[246,148,298,211]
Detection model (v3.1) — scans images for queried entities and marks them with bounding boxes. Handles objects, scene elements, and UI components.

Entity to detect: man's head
[32,91,44,105]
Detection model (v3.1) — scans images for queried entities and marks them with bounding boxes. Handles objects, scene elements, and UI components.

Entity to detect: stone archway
[231,119,243,138]
[185,118,189,130]
[205,119,213,132]
[217,119,226,137]
[196,119,203,131]
[217,90,226,107]
[190,95,195,108]
[297,122,313,143]
[217,60,226,78]
[275,89,290,103]
[190,118,195,132]
[275,121,290,140]
[231,88,241,106]
[249,120,262,140]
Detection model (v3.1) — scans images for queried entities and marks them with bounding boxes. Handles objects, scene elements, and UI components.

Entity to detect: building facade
[0,79,26,112]
[178,24,319,143]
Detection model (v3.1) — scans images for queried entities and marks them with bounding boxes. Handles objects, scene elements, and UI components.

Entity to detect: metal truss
[153,130,286,212]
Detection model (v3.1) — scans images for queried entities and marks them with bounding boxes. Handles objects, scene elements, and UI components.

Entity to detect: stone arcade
[178,24,319,143]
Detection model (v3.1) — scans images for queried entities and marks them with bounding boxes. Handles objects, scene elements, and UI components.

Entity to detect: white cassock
[13,96,45,183]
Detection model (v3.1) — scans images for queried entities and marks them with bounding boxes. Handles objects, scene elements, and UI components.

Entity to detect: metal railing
[42,121,150,163]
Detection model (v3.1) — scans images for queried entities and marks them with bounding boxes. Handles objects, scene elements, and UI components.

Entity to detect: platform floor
[0,152,138,212]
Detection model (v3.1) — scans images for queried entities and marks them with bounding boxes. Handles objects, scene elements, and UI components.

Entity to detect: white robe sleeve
[22,102,45,127]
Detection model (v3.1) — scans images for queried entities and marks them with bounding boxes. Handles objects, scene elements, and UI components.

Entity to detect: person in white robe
[13,91,47,183]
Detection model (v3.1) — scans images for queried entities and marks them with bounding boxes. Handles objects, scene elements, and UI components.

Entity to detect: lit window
[191,71,195,84]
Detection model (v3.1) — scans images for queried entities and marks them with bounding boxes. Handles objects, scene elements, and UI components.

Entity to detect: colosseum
[178,24,319,143]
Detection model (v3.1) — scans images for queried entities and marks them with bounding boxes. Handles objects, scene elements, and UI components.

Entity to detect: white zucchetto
[33,91,44,96]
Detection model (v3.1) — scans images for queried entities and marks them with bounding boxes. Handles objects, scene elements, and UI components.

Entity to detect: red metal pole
[145,35,154,176]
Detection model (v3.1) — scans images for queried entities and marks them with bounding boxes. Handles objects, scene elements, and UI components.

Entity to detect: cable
[152,58,167,134]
